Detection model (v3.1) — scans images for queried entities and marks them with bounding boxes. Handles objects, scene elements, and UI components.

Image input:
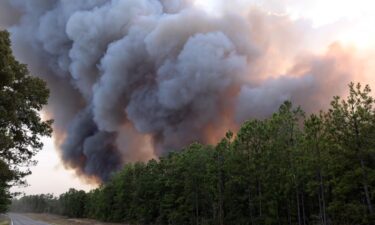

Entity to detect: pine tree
[326,83,375,223]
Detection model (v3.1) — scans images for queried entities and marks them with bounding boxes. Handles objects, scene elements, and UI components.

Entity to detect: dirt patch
[26,213,127,225]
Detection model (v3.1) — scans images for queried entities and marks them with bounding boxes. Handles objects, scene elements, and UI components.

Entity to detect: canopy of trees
[0,30,52,212]
[11,83,375,225]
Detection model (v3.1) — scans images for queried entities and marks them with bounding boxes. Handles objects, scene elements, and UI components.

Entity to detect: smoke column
[0,0,372,181]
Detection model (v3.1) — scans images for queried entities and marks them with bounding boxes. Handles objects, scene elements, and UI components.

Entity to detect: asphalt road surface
[8,213,51,225]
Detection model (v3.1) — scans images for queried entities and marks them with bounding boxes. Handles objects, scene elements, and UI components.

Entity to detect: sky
[7,0,375,195]
[194,0,375,48]
[11,137,95,196]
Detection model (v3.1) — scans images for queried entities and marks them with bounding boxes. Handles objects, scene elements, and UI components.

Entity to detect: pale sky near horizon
[11,137,96,196]
[11,0,375,195]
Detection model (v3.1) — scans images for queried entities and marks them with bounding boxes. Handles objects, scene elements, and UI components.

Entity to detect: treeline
[12,83,375,225]
[10,190,87,217]
[10,194,60,214]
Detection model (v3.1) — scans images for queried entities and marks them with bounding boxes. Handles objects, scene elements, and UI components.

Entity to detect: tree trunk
[360,158,373,214]
[287,200,292,225]
[258,180,262,217]
[195,187,199,225]
[248,187,254,225]
[301,190,306,225]
[318,189,324,225]
[353,118,373,214]
[319,171,328,225]
[314,129,328,225]
[296,188,302,225]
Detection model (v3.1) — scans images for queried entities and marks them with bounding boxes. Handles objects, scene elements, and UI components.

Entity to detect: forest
[11,83,375,225]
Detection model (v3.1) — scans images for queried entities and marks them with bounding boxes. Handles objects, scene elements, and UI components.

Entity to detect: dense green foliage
[11,83,375,225]
[59,189,87,218]
[0,30,52,212]
[0,160,12,212]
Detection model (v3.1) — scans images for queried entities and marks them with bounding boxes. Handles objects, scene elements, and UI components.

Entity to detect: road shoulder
[0,214,10,225]
[26,213,127,225]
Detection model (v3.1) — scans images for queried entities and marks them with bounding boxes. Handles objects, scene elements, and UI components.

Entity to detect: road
[8,213,51,225]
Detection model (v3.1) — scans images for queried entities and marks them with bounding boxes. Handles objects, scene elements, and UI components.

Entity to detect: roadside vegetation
[23,213,125,225]
[0,214,10,225]
[11,83,375,225]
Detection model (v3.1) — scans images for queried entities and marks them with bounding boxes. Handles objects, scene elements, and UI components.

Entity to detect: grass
[26,213,127,225]
[0,214,10,225]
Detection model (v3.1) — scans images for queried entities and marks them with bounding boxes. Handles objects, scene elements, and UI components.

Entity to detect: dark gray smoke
[0,0,363,181]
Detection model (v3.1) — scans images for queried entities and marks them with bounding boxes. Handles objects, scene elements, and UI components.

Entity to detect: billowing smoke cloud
[0,0,21,29]
[0,0,370,181]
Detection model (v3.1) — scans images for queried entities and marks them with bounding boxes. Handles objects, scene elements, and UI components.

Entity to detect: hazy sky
[194,0,375,48]
[9,0,375,195]
[11,137,95,196]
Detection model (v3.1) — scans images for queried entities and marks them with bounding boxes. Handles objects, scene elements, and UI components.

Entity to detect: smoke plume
[0,0,371,181]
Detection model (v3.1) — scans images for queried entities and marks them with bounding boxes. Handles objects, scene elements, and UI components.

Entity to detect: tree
[59,189,87,218]
[0,159,13,212]
[303,114,330,225]
[325,83,375,223]
[0,30,52,211]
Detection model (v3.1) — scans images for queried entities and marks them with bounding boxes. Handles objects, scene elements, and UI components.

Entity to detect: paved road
[8,213,51,225]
